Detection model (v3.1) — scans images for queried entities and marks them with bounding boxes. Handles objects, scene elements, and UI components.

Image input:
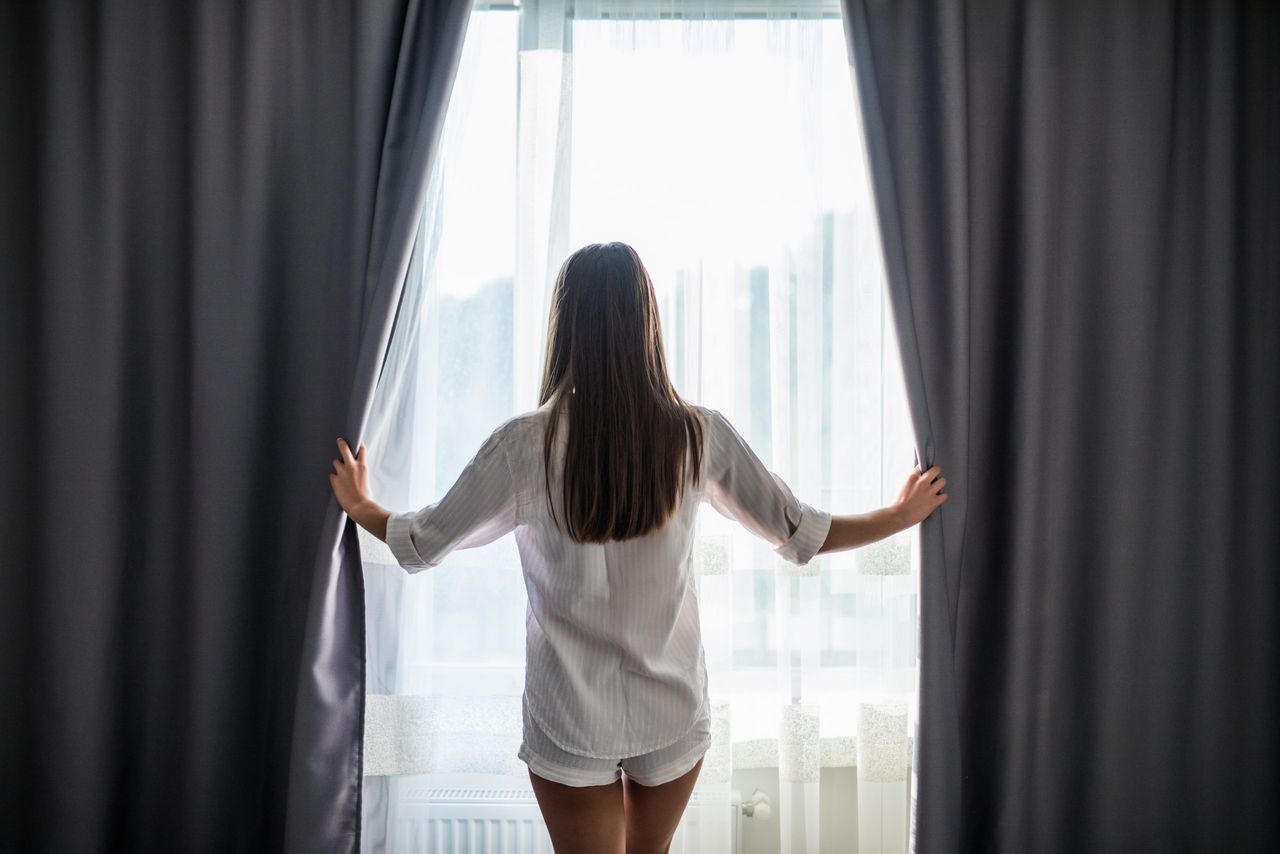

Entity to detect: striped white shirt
[384,402,832,758]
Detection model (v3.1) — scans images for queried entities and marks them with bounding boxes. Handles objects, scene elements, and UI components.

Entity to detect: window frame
[485,0,844,20]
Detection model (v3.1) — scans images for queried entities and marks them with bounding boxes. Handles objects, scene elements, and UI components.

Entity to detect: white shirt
[385,402,832,758]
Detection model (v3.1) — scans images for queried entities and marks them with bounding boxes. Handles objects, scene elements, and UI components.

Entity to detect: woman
[330,241,948,854]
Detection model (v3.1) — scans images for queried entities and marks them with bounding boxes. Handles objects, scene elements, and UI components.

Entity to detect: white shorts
[518,702,713,788]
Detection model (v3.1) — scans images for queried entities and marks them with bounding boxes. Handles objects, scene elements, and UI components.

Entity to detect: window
[364,1,915,848]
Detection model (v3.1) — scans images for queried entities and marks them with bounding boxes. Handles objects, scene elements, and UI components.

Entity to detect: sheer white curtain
[360,1,918,851]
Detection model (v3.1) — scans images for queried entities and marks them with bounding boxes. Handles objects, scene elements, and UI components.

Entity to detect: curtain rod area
[481,0,845,18]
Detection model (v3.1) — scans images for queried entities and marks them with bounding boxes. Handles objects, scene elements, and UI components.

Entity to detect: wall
[733,767,910,853]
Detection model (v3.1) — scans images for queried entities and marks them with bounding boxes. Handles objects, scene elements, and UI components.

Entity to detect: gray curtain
[0,1,472,851]
[841,1,1279,851]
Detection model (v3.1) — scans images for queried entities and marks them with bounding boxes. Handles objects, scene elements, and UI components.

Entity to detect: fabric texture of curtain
[841,1,1279,851]
[359,1,922,851]
[0,1,472,851]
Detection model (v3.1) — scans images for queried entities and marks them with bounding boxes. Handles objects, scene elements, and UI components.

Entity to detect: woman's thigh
[622,756,704,854]
[528,770,625,854]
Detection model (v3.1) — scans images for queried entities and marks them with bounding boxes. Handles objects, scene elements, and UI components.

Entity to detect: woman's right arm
[815,465,948,556]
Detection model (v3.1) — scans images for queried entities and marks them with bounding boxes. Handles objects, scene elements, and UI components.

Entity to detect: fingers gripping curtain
[286,1,475,852]
[842,2,1280,852]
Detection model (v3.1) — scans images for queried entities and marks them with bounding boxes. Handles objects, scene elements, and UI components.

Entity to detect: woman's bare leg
[622,756,704,854]
[528,769,626,854]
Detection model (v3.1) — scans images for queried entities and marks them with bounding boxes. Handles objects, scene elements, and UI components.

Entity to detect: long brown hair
[538,242,704,543]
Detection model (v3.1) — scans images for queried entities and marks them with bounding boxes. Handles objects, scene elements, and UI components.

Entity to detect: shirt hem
[525,690,711,760]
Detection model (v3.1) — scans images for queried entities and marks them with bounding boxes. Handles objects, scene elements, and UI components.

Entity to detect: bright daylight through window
[361,0,918,850]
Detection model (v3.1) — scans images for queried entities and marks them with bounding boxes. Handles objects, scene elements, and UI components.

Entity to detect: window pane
[398,8,915,705]
[415,9,522,669]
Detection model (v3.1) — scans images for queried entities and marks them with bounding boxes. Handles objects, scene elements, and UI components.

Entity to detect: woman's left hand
[330,437,372,515]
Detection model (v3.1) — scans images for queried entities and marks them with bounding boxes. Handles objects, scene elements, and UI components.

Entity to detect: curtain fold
[0,1,472,851]
[285,1,475,851]
[838,3,967,850]
[841,1,1280,851]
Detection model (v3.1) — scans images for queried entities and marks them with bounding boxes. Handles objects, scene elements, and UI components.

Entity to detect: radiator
[391,781,740,854]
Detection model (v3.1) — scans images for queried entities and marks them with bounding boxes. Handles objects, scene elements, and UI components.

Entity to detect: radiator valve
[736,788,771,820]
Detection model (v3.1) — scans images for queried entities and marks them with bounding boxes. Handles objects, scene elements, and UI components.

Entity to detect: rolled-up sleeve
[385,423,520,572]
[700,408,831,566]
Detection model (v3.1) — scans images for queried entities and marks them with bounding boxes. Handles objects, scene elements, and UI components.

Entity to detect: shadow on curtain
[842,1,1279,851]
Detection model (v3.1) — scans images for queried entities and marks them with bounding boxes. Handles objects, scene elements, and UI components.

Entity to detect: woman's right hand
[893,464,949,527]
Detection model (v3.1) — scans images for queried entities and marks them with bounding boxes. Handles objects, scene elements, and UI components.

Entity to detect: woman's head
[539,242,704,543]
[539,242,669,405]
